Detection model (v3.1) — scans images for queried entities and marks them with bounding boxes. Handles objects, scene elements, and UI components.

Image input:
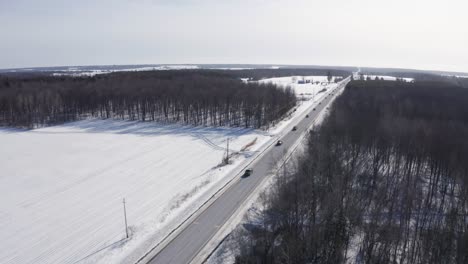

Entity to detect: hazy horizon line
[2,63,468,76]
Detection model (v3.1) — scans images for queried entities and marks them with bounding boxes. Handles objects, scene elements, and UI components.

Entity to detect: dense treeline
[362,71,446,82]
[0,70,299,128]
[211,68,350,81]
[234,80,468,264]
[0,67,351,80]
[362,70,468,88]
[451,76,468,89]
[459,77,468,88]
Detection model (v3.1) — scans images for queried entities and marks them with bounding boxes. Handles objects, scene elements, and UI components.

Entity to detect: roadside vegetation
[234,80,468,264]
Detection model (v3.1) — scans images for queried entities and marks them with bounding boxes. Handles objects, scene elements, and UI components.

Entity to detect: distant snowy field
[258,75,337,99]
[52,65,200,77]
[0,76,336,264]
[48,65,280,77]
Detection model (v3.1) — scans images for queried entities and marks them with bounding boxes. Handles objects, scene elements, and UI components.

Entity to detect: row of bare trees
[0,70,299,128]
[212,68,350,81]
[234,80,468,264]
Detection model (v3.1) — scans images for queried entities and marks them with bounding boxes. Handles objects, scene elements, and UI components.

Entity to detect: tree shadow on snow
[27,119,270,150]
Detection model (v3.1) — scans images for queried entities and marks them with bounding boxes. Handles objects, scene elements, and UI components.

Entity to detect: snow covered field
[0,121,272,264]
[51,65,200,77]
[258,75,338,99]
[258,76,337,134]
[0,76,337,264]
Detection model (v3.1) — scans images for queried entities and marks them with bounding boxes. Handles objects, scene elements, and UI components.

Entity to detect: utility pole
[123,198,129,239]
[226,138,230,164]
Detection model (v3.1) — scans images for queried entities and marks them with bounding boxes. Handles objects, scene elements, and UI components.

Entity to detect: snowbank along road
[143,78,351,264]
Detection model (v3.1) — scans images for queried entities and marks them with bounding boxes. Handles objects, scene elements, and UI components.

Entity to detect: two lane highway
[145,78,350,264]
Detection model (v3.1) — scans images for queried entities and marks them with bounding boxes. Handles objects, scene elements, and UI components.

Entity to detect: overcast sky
[1,0,467,72]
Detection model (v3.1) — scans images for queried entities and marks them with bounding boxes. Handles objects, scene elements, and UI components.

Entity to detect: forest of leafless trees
[0,70,310,128]
[361,70,468,88]
[211,68,350,81]
[234,80,468,264]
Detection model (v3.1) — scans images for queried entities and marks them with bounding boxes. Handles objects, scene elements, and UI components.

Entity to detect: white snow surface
[0,121,271,264]
[0,76,340,264]
[258,76,336,135]
[259,75,338,99]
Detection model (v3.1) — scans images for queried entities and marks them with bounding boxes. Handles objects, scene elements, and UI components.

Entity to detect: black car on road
[243,168,253,177]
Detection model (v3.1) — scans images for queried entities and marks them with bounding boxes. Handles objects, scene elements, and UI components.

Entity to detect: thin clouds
[0,0,467,72]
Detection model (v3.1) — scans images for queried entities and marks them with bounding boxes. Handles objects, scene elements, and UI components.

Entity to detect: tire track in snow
[192,133,227,151]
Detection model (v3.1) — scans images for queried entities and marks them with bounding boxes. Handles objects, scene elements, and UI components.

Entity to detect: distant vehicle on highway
[306,114,309,118]
[313,108,316,111]
[292,126,297,131]
[276,140,283,146]
[243,168,253,177]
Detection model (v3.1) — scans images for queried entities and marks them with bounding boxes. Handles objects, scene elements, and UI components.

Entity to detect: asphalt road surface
[147,79,350,264]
